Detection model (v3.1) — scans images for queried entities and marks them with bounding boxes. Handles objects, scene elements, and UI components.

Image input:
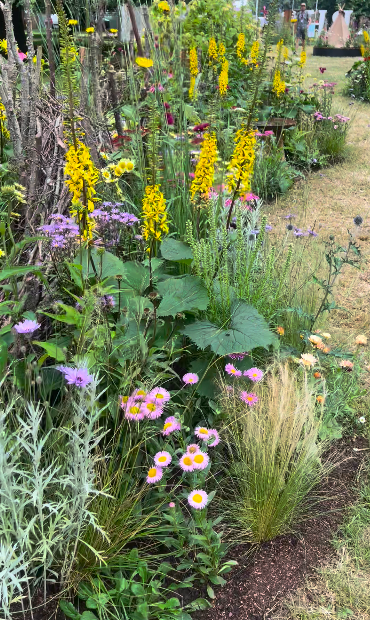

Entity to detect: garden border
[312,47,362,57]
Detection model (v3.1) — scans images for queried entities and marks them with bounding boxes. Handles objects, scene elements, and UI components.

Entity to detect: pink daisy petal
[162,416,181,436]
[192,452,210,470]
[240,391,258,406]
[195,426,210,440]
[188,489,208,509]
[179,453,195,472]
[182,373,199,384]
[146,467,163,484]
[243,368,264,382]
[154,451,172,467]
[147,387,171,403]
[206,429,220,447]
[187,443,201,455]
[225,363,242,377]
[140,399,164,419]
[132,388,148,401]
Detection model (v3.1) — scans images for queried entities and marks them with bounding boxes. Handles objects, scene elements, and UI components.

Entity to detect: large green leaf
[73,250,149,295]
[0,265,44,282]
[33,341,66,362]
[182,301,277,355]
[160,238,193,262]
[157,276,209,317]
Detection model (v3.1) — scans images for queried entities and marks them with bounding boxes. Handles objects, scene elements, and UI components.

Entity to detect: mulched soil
[193,436,368,620]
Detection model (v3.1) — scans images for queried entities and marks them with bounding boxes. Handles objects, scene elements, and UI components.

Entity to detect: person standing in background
[296,2,311,50]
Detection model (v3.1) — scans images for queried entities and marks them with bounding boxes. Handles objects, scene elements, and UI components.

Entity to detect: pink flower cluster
[195,427,220,447]
[121,386,171,422]
[179,446,210,472]
[314,112,350,123]
[255,130,274,137]
[146,449,172,484]
[225,364,264,382]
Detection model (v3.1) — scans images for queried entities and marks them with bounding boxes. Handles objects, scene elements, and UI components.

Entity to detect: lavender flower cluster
[314,112,350,124]
[92,202,140,246]
[39,214,79,249]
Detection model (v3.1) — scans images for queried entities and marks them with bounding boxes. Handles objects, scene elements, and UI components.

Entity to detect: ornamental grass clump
[220,363,333,543]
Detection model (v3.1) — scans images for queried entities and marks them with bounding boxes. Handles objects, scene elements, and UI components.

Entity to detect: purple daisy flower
[14,319,40,334]
[57,366,93,388]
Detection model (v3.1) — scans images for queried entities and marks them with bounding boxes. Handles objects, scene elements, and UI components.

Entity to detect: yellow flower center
[148,468,157,478]
[121,396,128,403]
[146,403,156,412]
[199,428,208,434]
[183,456,193,466]
[188,446,197,454]
[192,493,203,503]
[247,396,254,401]
[163,422,172,430]
[137,390,146,396]
[154,393,163,399]
[158,456,167,462]
[194,454,204,464]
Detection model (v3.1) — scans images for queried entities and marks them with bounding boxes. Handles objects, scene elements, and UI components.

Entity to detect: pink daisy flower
[240,392,258,406]
[179,453,195,472]
[132,388,148,401]
[195,426,210,440]
[187,443,201,455]
[188,489,208,509]
[148,387,171,403]
[243,368,264,382]
[192,452,210,470]
[182,373,199,384]
[140,399,164,419]
[225,363,242,377]
[169,502,175,508]
[206,429,220,447]
[125,399,146,421]
[162,416,181,436]
[146,467,163,484]
[154,451,172,467]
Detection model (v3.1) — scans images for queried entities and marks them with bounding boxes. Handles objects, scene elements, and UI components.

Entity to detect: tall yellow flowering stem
[226,126,256,229]
[272,70,285,97]
[190,132,217,200]
[189,46,198,99]
[142,184,169,265]
[64,141,99,242]
[298,49,306,68]
[236,32,245,58]
[218,59,229,96]
[208,37,218,63]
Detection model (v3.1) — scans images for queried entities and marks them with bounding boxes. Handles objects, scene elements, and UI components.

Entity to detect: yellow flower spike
[86,27,95,33]
[189,76,196,99]
[218,58,229,96]
[190,132,217,199]
[109,28,118,34]
[298,49,306,68]
[208,37,218,62]
[272,70,285,97]
[69,19,78,26]
[360,44,365,57]
[236,33,245,58]
[142,184,169,245]
[227,126,256,196]
[218,42,226,58]
[364,31,369,43]
[136,57,153,68]
[250,40,259,65]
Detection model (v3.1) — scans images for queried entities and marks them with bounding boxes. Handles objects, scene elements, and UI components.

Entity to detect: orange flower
[309,335,323,346]
[313,372,321,379]
[323,347,330,354]
[316,395,325,404]
[277,326,284,335]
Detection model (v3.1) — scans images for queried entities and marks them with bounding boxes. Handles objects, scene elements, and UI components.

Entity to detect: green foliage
[346,59,370,103]
[252,138,300,200]
[182,300,276,355]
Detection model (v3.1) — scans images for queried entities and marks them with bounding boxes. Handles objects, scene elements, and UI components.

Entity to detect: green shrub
[252,138,301,200]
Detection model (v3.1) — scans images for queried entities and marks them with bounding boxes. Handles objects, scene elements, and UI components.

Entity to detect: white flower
[358,417,366,424]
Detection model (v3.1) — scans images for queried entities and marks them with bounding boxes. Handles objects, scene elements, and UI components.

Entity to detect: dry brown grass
[266,49,370,349]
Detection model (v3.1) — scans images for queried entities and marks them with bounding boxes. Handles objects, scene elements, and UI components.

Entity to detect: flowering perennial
[236,32,245,58]
[227,126,256,195]
[272,70,285,97]
[298,50,306,68]
[218,58,229,96]
[189,47,198,99]
[142,184,169,244]
[64,141,99,240]
[250,40,259,65]
[190,132,217,199]
[208,37,218,62]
